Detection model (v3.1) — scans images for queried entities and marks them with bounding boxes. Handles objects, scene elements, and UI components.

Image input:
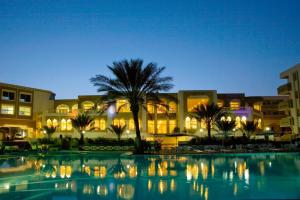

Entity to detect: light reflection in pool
[0,153,299,199]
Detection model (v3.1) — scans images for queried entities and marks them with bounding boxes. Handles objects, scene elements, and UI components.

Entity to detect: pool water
[0,152,300,200]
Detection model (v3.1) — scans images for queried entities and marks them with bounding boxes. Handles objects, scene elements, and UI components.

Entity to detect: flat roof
[0,82,55,94]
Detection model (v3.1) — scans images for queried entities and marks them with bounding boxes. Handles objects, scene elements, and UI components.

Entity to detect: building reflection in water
[0,155,282,199]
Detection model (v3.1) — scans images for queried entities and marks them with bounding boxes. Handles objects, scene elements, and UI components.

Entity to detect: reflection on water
[0,153,300,199]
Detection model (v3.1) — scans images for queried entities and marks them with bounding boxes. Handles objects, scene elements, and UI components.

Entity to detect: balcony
[278,100,293,111]
[277,83,291,95]
[280,116,294,127]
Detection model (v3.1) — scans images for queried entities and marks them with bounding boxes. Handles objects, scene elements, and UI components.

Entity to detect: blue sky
[0,0,300,98]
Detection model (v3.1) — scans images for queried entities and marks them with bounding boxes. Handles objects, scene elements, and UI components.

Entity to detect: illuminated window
[185,117,191,129]
[116,99,130,112]
[47,119,52,127]
[236,116,241,128]
[148,120,155,133]
[2,90,15,101]
[82,101,95,111]
[56,104,69,114]
[169,120,176,133]
[19,93,32,103]
[61,119,67,131]
[52,119,58,127]
[217,100,224,108]
[157,99,167,114]
[191,118,197,129]
[129,119,135,130]
[253,103,261,111]
[113,118,126,127]
[169,102,177,113]
[147,103,155,114]
[187,96,209,112]
[71,104,78,112]
[230,101,240,110]
[1,104,14,114]
[67,119,72,131]
[100,119,106,130]
[258,118,262,129]
[94,119,100,130]
[157,120,167,134]
[19,106,31,116]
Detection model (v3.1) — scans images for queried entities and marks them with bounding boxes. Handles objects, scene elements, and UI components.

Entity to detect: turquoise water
[0,152,300,200]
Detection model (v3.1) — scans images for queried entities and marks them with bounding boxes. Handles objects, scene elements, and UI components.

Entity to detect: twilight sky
[1,0,300,99]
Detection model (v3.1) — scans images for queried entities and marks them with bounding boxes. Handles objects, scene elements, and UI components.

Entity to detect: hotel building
[278,63,300,140]
[0,82,288,143]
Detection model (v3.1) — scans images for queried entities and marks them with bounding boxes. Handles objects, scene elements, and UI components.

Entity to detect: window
[113,118,126,127]
[56,104,70,114]
[61,119,67,131]
[147,103,155,114]
[169,102,177,113]
[230,101,240,110]
[217,100,224,108]
[82,101,95,111]
[185,117,191,129]
[236,116,241,128]
[157,120,167,134]
[67,119,72,131]
[191,118,197,129]
[19,106,31,116]
[100,119,106,131]
[169,120,176,133]
[52,119,58,127]
[1,104,14,115]
[148,120,155,134]
[116,99,130,112]
[20,93,32,103]
[47,119,52,127]
[253,103,261,111]
[71,104,78,112]
[2,90,15,101]
[187,96,209,112]
[129,119,135,130]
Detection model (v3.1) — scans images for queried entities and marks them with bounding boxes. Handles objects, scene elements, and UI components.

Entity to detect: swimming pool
[0,152,299,199]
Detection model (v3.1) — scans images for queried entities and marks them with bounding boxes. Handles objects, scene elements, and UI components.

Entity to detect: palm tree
[91,59,173,153]
[241,121,258,139]
[43,126,56,141]
[107,124,126,142]
[192,103,224,141]
[71,113,94,145]
[216,119,236,146]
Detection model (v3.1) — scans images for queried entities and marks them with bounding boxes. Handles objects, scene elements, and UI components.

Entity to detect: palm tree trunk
[80,132,84,145]
[131,104,143,153]
[207,121,211,141]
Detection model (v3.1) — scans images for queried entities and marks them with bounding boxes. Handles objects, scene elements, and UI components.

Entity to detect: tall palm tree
[241,121,258,139]
[107,124,126,142]
[43,125,56,141]
[71,113,94,145]
[192,103,224,141]
[216,119,236,146]
[91,59,173,153]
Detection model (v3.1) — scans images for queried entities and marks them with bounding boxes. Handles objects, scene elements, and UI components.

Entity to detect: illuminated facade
[278,63,300,139]
[0,82,287,143]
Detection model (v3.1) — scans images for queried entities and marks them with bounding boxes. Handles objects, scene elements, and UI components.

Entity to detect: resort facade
[278,63,300,140]
[0,82,289,144]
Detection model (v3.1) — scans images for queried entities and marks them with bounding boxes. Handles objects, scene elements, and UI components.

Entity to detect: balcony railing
[277,83,291,95]
[278,100,293,111]
[280,116,294,127]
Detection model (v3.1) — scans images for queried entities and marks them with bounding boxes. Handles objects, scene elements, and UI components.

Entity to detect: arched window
[61,119,67,131]
[169,102,177,113]
[100,119,106,131]
[67,119,72,131]
[116,99,130,112]
[191,118,197,129]
[56,104,70,114]
[52,119,58,127]
[147,103,155,114]
[82,101,95,111]
[169,120,176,133]
[185,117,191,129]
[71,104,78,112]
[47,119,52,127]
